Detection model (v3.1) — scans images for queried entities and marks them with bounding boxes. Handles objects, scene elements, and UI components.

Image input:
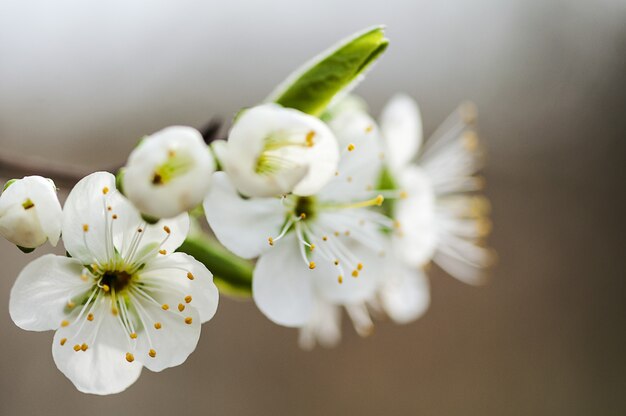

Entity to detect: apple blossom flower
[9,172,218,395]
[123,126,215,219]
[204,105,388,328]
[381,94,495,285]
[216,104,340,198]
[0,176,62,250]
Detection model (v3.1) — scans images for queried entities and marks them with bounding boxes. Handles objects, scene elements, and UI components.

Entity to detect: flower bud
[219,104,339,197]
[123,126,215,219]
[0,176,62,250]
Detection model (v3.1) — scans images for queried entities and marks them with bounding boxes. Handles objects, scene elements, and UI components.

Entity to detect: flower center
[100,269,134,293]
[293,196,317,220]
[152,150,194,185]
[254,130,315,175]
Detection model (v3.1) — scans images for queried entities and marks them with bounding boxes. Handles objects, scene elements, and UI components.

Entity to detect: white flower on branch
[216,104,340,198]
[9,172,218,395]
[123,126,215,219]
[0,176,62,250]
[381,94,495,285]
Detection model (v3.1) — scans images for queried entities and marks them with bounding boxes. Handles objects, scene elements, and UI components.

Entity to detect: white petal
[252,234,315,327]
[129,293,201,373]
[203,172,284,259]
[224,104,339,197]
[380,94,422,171]
[9,255,92,331]
[380,265,430,324]
[123,126,215,219]
[139,252,219,323]
[395,166,438,267]
[298,299,342,350]
[62,172,117,264]
[311,238,384,304]
[321,107,384,202]
[52,298,142,395]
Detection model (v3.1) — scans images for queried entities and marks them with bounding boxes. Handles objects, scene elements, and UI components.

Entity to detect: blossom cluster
[0,26,493,395]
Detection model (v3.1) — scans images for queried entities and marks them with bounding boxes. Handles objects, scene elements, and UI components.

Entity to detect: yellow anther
[102,284,110,293]
[61,320,70,327]
[107,205,112,211]
[137,228,143,233]
[126,353,135,363]
[187,272,195,280]
[67,301,75,308]
[365,125,374,133]
[91,263,99,271]
[347,143,355,152]
[112,214,118,220]
[400,191,408,199]
[87,313,94,321]
[184,317,193,325]
[154,322,162,329]
[338,275,343,284]
[268,237,274,246]
[357,262,363,271]
[81,343,88,351]
[73,344,81,352]
[299,213,306,219]
[80,274,88,282]
[163,225,171,234]
[351,270,359,278]
[309,262,316,270]
[162,304,169,311]
[334,259,339,266]
[178,303,185,312]
[334,171,339,176]
[149,349,156,358]
[375,195,384,206]
[462,131,479,151]
[102,187,109,195]
[309,244,315,251]
[60,338,67,346]
[334,231,340,237]
[82,224,89,232]
[322,236,328,241]
[159,249,167,255]
[344,230,350,236]
[130,332,137,339]
[305,130,316,147]
[111,307,119,316]
[184,295,192,304]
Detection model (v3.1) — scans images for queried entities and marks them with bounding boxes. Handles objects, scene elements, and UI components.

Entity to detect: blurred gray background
[0,0,624,415]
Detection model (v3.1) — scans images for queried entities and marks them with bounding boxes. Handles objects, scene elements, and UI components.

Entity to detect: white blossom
[123,126,215,219]
[9,172,218,395]
[204,105,387,328]
[216,104,339,198]
[0,176,62,249]
[381,94,495,285]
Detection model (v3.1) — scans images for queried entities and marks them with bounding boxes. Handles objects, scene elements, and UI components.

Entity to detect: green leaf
[2,178,18,192]
[269,25,389,116]
[177,233,253,297]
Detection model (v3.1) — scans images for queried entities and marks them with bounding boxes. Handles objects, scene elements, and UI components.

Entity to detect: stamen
[87,313,94,321]
[73,344,81,352]
[320,195,384,210]
[347,143,355,152]
[305,130,316,147]
[102,187,109,195]
[187,272,195,280]
[163,225,171,234]
[126,353,135,363]
[184,296,192,303]
[154,322,162,329]
[159,249,167,255]
[309,262,316,270]
[130,332,137,339]
[60,338,67,346]
[149,349,157,358]
[184,317,193,325]
[268,217,295,246]
[162,304,169,310]
[338,275,343,284]
[81,343,88,351]
[178,303,185,312]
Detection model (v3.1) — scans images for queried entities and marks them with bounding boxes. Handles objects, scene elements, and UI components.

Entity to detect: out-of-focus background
[1,1,624,415]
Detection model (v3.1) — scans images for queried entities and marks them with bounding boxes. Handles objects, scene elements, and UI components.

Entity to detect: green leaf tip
[2,179,18,192]
[269,25,389,116]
